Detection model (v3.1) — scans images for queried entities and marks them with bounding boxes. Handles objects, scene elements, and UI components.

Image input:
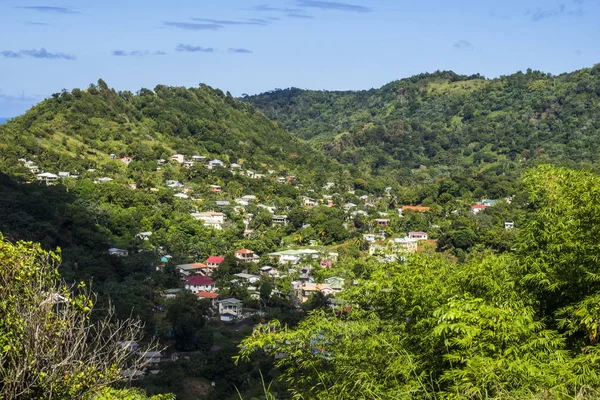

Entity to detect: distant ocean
[0,117,10,124]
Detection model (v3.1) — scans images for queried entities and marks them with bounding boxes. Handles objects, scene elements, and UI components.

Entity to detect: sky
[0,0,598,116]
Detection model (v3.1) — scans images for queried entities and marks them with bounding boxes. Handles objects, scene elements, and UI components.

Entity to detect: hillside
[0,80,325,177]
[245,66,600,174]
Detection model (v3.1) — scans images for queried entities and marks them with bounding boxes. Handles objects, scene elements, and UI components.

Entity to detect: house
[108,248,129,257]
[185,276,216,293]
[216,200,230,207]
[140,350,163,367]
[399,206,431,216]
[174,193,189,199]
[26,165,40,174]
[177,263,209,277]
[363,233,385,243]
[408,231,428,241]
[368,243,386,256]
[235,248,260,263]
[259,204,276,214]
[163,289,182,299]
[343,203,357,211]
[119,157,132,165]
[324,182,335,190]
[208,159,225,169]
[135,231,153,241]
[317,284,336,296]
[233,273,261,284]
[325,277,345,292]
[96,177,113,183]
[241,195,257,201]
[505,221,515,230]
[166,180,183,188]
[58,171,71,178]
[272,215,288,225]
[205,256,225,272]
[171,154,185,163]
[191,212,225,230]
[394,237,418,253]
[36,172,59,184]
[218,298,243,321]
[302,196,318,207]
[471,204,487,214]
[196,291,218,305]
[209,185,221,193]
[183,160,195,168]
[481,199,496,207]
[192,155,206,162]
[157,159,167,165]
[277,177,287,184]
[375,219,390,227]
[260,265,273,275]
[243,229,254,238]
[229,163,242,172]
[268,249,320,265]
[320,261,333,269]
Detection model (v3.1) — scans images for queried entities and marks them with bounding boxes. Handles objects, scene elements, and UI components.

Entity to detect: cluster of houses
[153,246,343,322]
[18,158,76,185]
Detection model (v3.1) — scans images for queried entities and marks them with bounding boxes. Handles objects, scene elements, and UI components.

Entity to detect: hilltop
[0,80,327,178]
[245,66,600,174]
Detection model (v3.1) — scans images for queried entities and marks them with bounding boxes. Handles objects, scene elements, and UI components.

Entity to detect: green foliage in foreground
[0,235,168,399]
[238,165,600,399]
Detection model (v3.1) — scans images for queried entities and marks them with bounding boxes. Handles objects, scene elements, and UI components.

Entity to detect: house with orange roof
[235,248,259,263]
[399,205,431,216]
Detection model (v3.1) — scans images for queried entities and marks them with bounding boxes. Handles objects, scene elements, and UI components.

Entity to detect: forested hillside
[0,79,325,177]
[246,66,600,175]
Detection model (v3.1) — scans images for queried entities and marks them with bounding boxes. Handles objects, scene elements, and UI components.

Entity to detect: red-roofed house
[235,248,259,263]
[206,256,225,268]
[471,204,487,214]
[185,276,216,293]
[196,291,219,306]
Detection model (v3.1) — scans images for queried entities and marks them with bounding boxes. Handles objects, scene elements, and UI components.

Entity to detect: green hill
[0,79,325,176]
[245,66,600,174]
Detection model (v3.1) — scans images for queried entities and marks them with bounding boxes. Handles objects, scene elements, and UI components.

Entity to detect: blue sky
[1,0,598,116]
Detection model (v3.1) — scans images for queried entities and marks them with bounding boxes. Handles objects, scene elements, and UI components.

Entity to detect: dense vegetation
[4,64,600,398]
[246,66,600,177]
[241,166,600,399]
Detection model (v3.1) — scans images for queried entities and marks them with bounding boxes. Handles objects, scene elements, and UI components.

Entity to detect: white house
[108,248,129,257]
[184,276,216,293]
[394,237,418,253]
[208,159,225,169]
[174,193,190,200]
[171,154,185,163]
[408,231,428,241]
[272,215,288,225]
[191,212,225,230]
[235,248,260,263]
[218,298,243,322]
[233,273,261,284]
[505,221,515,230]
[36,172,59,184]
[135,231,153,241]
[268,249,320,265]
[192,155,206,162]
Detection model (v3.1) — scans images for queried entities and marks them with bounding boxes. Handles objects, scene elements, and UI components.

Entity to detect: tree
[0,235,156,399]
[166,292,209,351]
